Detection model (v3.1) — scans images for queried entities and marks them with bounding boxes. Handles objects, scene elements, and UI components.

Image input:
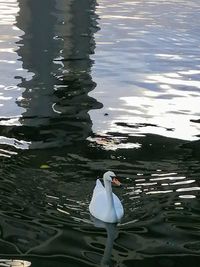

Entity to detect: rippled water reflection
[90,0,200,141]
[0,0,200,266]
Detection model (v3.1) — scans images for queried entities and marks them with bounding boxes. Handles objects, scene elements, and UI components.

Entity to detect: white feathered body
[89,179,124,223]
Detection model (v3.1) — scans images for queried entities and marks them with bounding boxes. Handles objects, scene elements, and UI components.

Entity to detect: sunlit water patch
[90,0,200,141]
[0,0,33,152]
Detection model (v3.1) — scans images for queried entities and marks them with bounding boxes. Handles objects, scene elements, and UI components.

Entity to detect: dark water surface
[0,0,200,266]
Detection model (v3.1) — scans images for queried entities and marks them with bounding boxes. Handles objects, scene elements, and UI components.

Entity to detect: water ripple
[90,0,200,141]
[0,0,200,265]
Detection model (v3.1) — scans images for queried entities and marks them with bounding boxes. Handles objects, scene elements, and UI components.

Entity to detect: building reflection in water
[0,0,103,256]
[15,0,102,150]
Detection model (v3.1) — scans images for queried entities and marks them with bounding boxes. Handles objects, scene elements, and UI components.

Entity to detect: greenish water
[0,0,200,266]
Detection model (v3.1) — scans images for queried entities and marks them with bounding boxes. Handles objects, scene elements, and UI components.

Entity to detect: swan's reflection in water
[91,216,119,267]
[0,260,31,267]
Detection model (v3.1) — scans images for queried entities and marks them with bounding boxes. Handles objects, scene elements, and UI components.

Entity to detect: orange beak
[112,177,121,186]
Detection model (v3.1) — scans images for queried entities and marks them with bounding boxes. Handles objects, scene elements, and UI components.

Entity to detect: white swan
[89,171,124,223]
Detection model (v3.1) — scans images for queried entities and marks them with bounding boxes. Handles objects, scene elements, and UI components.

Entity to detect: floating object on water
[40,164,50,169]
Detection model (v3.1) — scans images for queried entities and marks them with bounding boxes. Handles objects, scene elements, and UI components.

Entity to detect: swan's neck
[104,179,116,217]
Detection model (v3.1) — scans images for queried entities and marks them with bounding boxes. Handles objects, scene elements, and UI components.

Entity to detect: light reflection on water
[90,0,200,141]
[0,0,200,266]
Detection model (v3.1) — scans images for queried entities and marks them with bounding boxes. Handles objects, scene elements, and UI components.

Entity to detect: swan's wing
[93,179,104,194]
[89,179,105,216]
[113,193,124,220]
[89,191,124,222]
[89,191,107,221]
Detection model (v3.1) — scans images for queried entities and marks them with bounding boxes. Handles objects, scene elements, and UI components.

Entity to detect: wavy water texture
[0,0,200,267]
[90,0,200,141]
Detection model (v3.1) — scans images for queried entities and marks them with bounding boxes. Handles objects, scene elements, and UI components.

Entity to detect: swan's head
[103,171,121,186]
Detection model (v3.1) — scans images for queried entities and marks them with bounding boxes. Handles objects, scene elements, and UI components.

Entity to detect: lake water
[0,0,200,266]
